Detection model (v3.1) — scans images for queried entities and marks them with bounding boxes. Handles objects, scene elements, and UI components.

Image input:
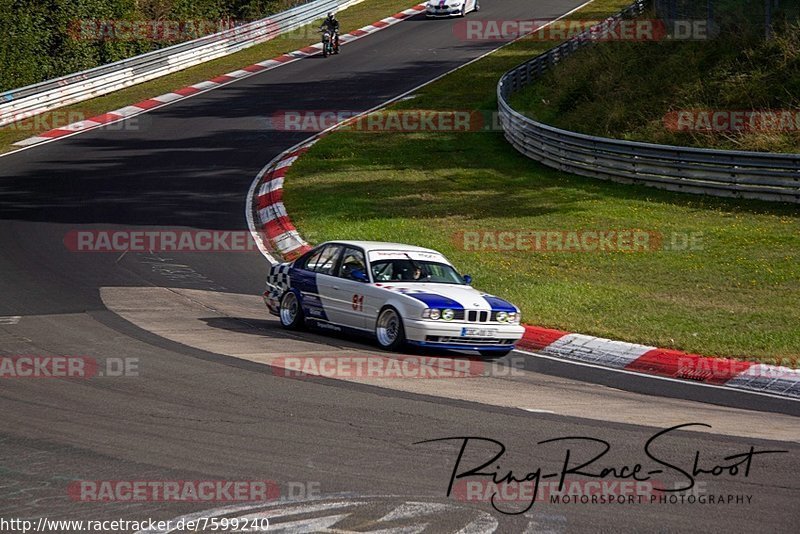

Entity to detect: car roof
[320,240,442,255]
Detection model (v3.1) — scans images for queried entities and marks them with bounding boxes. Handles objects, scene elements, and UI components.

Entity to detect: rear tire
[279,291,305,330]
[375,307,406,351]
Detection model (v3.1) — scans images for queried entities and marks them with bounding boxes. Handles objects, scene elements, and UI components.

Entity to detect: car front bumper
[426,6,463,17]
[404,318,524,349]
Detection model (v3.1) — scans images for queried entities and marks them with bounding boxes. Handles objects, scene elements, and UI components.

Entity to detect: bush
[0,0,296,92]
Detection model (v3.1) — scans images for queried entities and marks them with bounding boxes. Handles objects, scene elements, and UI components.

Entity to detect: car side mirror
[351,269,369,282]
[463,274,472,284]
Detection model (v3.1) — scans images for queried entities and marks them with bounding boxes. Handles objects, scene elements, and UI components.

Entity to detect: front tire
[279,291,304,330]
[375,307,406,351]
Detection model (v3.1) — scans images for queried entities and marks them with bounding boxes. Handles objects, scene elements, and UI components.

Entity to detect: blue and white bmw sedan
[426,0,480,18]
[264,241,524,356]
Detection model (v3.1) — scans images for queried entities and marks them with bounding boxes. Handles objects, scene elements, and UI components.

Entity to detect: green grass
[510,11,800,152]
[0,0,417,153]
[284,0,800,363]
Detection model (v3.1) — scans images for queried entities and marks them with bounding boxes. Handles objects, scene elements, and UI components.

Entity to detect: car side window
[337,248,367,281]
[371,261,395,281]
[294,248,320,271]
[307,245,342,275]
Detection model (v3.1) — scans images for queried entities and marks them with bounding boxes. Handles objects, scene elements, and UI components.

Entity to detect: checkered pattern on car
[266,263,292,300]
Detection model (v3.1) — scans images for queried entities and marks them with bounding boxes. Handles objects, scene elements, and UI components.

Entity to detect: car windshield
[370,259,465,284]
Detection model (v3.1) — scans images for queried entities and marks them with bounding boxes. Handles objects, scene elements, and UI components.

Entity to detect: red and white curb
[251,140,319,262]
[249,142,800,401]
[12,4,426,149]
[517,325,800,399]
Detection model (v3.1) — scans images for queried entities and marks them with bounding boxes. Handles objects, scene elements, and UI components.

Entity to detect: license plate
[461,327,497,337]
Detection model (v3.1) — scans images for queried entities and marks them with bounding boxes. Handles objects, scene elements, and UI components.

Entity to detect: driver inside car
[371,260,427,281]
[395,263,426,281]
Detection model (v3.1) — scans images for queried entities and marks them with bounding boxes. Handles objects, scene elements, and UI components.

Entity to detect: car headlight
[508,311,519,323]
[423,308,443,320]
[441,308,455,321]
[496,311,508,323]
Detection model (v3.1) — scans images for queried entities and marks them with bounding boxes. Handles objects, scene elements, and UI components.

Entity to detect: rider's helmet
[327,12,336,21]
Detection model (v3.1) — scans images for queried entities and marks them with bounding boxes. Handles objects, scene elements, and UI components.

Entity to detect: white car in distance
[426,0,480,18]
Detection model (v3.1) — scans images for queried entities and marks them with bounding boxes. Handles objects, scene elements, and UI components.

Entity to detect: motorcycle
[320,29,339,57]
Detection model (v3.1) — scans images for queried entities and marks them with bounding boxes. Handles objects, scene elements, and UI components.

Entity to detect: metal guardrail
[497,0,800,204]
[0,0,347,127]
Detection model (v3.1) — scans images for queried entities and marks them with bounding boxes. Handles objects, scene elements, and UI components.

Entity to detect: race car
[425,0,480,18]
[264,241,524,356]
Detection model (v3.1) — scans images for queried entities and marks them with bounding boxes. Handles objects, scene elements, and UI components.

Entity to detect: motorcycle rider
[320,12,340,53]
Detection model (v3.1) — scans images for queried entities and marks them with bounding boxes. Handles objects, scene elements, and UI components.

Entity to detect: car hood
[374,282,517,312]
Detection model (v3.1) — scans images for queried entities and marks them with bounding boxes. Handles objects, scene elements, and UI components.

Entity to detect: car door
[306,244,353,327]
[327,246,371,330]
[292,244,342,323]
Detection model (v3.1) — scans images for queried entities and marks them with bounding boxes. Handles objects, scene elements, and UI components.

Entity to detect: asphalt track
[0,1,798,532]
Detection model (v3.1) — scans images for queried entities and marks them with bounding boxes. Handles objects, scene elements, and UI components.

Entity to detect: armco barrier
[0,0,352,128]
[497,0,800,204]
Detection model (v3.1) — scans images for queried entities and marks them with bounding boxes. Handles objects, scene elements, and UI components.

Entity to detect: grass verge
[509,9,800,152]
[284,0,800,363]
[0,0,417,154]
